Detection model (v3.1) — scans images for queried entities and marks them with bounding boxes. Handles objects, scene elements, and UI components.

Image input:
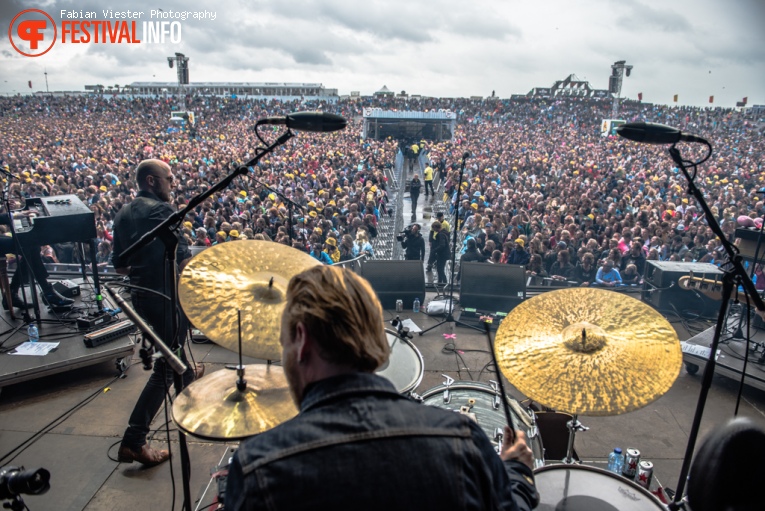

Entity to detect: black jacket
[402,232,426,260]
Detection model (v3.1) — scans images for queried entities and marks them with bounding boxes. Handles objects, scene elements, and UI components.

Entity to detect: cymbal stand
[563,414,587,464]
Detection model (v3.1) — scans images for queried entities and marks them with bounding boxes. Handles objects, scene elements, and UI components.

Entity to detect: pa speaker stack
[642,261,723,317]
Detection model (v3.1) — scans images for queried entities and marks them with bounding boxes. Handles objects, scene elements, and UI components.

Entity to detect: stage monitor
[460,262,526,313]
[360,260,425,310]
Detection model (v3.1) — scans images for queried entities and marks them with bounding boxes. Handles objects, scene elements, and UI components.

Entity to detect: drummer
[226,265,538,510]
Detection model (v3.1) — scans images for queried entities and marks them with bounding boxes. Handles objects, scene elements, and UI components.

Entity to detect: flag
[709,95,714,104]
[638,92,643,101]
[673,94,678,102]
[28,81,32,89]
[743,97,748,105]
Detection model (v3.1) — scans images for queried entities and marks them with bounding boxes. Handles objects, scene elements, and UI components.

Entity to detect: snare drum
[375,329,424,395]
[419,380,545,468]
[533,464,665,510]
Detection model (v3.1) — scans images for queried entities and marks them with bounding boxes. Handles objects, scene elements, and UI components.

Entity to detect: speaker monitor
[460,262,526,312]
[642,261,723,317]
[360,260,425,310]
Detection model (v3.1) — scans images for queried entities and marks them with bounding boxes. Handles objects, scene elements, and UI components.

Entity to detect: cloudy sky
[1,0,763,106]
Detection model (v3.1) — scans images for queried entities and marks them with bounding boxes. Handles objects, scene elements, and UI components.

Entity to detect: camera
[397,225,414,242]
[0,465,50,504]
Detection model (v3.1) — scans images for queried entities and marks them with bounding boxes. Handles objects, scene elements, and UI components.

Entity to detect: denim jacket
[226,373,538,510]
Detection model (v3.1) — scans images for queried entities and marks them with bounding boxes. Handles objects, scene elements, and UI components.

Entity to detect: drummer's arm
[470,422,539,511]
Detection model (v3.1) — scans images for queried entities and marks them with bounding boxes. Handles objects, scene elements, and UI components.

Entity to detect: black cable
[0,373,121,464]
[735,293,753,416]
[163,363,177,511]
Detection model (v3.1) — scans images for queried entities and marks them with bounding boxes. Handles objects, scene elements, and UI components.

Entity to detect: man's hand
[500,428,534,470]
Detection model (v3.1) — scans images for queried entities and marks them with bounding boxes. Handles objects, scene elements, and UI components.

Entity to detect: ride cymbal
[173,364,298,441]
[179,241,319,361]
[494,288,681,416]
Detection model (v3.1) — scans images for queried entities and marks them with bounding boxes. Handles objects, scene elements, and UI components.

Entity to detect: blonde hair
[285,266,389,371]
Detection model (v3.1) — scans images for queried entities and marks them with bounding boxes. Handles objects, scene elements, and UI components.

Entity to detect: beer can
[395,300,403,312]
[622,448,641,478]
[636,460,653,489]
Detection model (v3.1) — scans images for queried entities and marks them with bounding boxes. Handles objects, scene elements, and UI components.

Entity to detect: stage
[0,291,764,510]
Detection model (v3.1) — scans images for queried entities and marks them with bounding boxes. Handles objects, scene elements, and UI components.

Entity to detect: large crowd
[0,92,762,284]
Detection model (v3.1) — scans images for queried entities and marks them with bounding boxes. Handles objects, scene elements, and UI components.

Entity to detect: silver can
[395,300,403,312]
[622,448,641,478]
[636,460,653,489]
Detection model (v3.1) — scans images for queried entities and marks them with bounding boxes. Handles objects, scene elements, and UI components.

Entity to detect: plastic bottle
[607,447,623,474]
[413,297,420,313]
[27,324,39,343]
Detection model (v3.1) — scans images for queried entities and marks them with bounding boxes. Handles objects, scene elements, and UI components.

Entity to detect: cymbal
[173,364,298,441]
[495,288,681,416]
[179,241,319,361]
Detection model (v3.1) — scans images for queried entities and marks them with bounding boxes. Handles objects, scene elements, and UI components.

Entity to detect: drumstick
[482,322,516,445]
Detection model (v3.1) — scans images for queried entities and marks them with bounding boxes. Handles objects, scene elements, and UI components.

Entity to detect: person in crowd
[355,230,374,258]
[431,221,450,285]
[401,223,426,261]
[339,234,358,262]
[310,243,333,265]
[595,259,623,287]
[423,164,435,198]
[621,263,640,286]
[225,265,538,510]
[572,252,597,286]
[621,241,646,277]
[410,173,422,219]
[549,249,574,281]
[507,238,531,266]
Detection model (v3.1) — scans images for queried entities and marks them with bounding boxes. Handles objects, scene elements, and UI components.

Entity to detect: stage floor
[1,294,764,510]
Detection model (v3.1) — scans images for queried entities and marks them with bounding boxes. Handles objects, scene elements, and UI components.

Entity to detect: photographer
[399,223,425,261]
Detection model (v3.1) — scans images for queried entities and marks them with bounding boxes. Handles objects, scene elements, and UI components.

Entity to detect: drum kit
[170,241,682,509]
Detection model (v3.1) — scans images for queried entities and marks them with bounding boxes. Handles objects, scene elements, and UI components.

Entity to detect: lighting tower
[167,53,189,110]
[609,60,633,118]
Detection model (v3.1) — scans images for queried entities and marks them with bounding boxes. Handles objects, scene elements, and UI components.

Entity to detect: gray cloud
[616,0,692,33]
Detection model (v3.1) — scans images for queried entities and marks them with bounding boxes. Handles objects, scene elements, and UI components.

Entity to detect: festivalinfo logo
[8,8,217,57]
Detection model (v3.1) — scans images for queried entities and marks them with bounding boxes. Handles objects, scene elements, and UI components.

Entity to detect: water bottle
[607,447,623,474]
[27,324,39,343]
[413,297,420,313]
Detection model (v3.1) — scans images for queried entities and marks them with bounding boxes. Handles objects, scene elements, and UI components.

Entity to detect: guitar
[679,275,765,319]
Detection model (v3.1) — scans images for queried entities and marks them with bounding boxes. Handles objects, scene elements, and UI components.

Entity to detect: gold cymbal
[178,241,319,361]
[172,364,298,441]
[495,288,681,416]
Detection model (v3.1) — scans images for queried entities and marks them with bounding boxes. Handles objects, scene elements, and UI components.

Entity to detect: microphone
[616,122,705,144]
[462,151,471,160]
[256,111,347,133]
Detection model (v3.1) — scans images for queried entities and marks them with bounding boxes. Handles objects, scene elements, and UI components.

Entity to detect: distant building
[85,82,339,101]
[526,74,611,99]
[373,85,395,98]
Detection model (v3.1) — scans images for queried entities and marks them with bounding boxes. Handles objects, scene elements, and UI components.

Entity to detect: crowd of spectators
[0,92,762,286]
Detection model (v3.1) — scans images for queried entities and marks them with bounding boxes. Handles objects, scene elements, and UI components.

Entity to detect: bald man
[111,159,200,465]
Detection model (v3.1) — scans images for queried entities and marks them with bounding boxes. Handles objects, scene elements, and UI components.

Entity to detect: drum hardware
[488,380,502,410]
[419,381,545,467]
[178,241,320,361]
[563,415,589,464]
[482,323,516,442]
[173,308,298,441]
[375,329,424,395]
[494,288,682,417]
[440,374,455,403]
[534,464,665,510]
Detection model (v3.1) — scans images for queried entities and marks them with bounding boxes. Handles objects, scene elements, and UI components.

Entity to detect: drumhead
[533,464,664,510]
[419,381,545,468]
[375,329,424,394]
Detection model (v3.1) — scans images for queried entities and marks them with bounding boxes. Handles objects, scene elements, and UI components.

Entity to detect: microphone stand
[118,128,294,511]
[420,153,482,336]
[248,177,306,246]
[666,140,765,509]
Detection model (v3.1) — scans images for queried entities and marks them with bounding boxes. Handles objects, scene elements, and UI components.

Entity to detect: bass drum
[533,464,665,510]
[375,329,424,395]
[419,380,544,469]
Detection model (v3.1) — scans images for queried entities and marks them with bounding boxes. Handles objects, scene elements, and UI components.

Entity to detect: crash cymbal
[179,241,319,361]
[173,364,298,441]
[495,288,681,416]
